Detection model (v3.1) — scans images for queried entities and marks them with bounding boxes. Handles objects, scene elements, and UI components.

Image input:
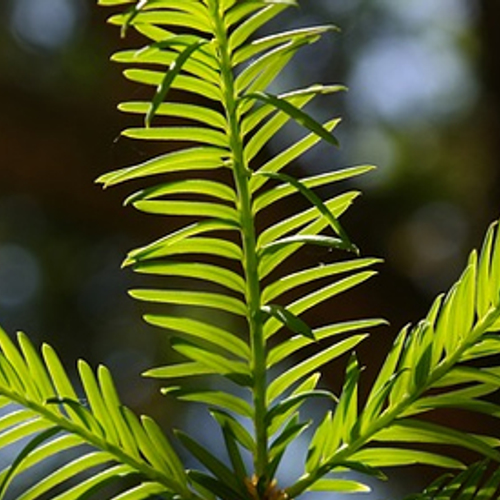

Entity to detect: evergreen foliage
[0,1,499,498]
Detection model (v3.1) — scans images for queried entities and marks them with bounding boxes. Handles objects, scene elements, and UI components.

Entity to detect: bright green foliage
[405,461,500,500]
[0,329,189,499]
[0,0,500,499]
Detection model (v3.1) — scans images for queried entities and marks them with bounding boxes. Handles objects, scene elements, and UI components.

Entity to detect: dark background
[0,1,499,497]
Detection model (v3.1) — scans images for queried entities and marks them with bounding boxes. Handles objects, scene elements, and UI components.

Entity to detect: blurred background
[0,0,499,498]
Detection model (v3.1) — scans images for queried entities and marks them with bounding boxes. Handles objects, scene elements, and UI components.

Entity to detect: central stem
[209,0,269,481]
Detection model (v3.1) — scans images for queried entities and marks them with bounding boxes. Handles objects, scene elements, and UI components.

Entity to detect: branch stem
[286,304,500,498]
[209,0,269,483]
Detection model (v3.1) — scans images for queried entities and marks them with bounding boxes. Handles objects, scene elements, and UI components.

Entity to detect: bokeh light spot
[10,0,85,52]
[0,244,41,308]
[348,36,476,124]
[390,202,469,293]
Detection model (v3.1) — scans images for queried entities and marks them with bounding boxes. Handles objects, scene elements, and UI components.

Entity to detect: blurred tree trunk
[480,1,500,108]
[478,0,500,216]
